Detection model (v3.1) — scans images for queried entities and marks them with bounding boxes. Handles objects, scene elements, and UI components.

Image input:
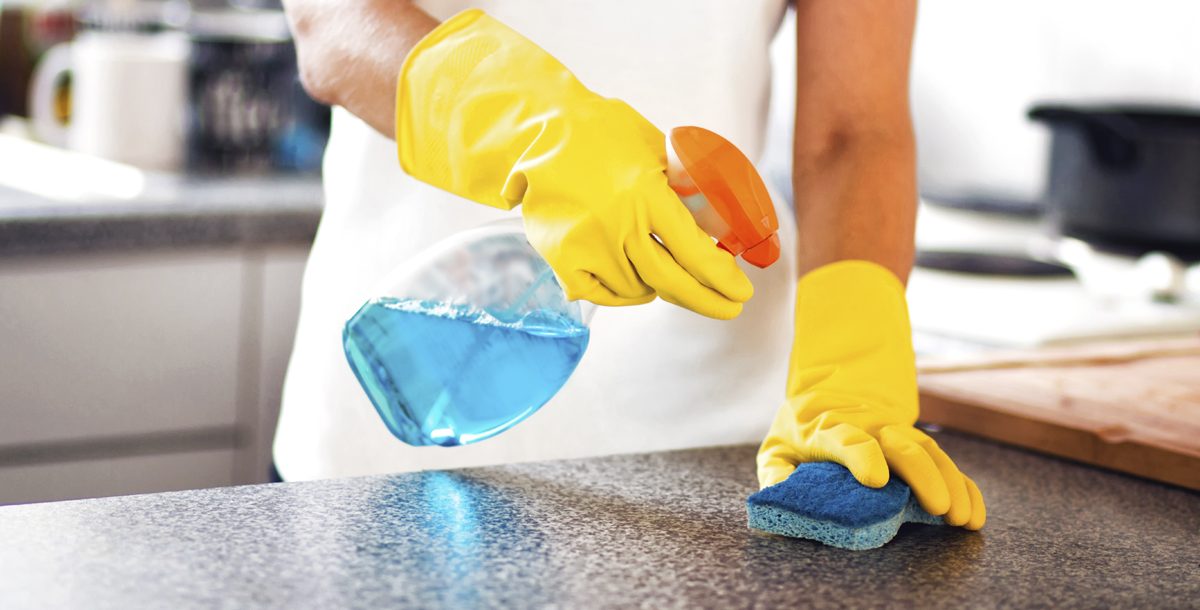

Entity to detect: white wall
[912,0,1200,200]
[765,1,1200,202]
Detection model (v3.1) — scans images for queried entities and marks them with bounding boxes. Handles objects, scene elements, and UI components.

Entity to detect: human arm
[791,0,917,280]
[284,0,437,137]
[756,0,985,529]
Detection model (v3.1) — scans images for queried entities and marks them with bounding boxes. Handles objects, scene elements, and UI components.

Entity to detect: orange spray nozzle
[666,126,780,269]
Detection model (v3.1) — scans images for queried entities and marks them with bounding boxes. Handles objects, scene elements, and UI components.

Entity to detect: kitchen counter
[0,432,1196,609]
[0,175,323,256]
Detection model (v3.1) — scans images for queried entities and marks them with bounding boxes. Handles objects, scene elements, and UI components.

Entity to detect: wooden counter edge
[918,388,1200,492]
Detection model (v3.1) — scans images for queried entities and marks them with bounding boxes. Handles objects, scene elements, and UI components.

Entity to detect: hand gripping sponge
[746,462,944,550]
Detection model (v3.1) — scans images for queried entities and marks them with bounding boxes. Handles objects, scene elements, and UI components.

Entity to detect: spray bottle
[343,126,780,447]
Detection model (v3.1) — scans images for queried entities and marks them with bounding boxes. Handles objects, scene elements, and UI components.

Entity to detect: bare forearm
[791,0,918,283]
[284,0,438,137]
[792,134,916,282]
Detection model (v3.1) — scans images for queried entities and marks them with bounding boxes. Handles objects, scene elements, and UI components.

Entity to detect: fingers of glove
[905,428,973,527]
[756,454,798,490]
[589,264,655,303]
[880,427,952,516]
[647,185,754,303]
[810,423,890,488]
[964,476,987,530]
[564,271,655,307]
[547,238,653,303]
[625,236,743,319]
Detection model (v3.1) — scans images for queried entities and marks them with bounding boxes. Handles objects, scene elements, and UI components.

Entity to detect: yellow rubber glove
[757,261,986,530]
[395,10,752,319]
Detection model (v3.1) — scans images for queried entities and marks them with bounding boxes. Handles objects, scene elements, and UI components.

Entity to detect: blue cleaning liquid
[343,297,590,447]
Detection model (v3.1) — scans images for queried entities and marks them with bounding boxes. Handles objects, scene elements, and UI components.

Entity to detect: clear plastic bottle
[344,127,781,447]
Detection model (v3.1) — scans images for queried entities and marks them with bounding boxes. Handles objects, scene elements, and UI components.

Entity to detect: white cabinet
[234,246,309,484]
[0,449,237,503]
[0,251,244,446]
[0,246,308,505]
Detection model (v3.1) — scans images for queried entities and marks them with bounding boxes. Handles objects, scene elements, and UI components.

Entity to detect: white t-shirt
[274,0,794,481]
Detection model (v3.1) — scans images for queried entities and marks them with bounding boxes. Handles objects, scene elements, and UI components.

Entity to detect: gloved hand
[395,10,752,319]
[757,261,986,529]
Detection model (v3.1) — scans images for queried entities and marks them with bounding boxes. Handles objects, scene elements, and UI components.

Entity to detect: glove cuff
[395,10,586,209]
[787,260,919,422]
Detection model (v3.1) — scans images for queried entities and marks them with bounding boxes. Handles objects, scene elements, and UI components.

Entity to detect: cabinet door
[234,246,308,483]
[0,448,237,505]
[0,251,243,446]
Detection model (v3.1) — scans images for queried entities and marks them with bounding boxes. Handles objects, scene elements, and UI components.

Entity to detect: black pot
[1029,104,1200,258]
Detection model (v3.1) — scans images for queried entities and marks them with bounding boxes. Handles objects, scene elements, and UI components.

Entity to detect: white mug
[29,31,189,171]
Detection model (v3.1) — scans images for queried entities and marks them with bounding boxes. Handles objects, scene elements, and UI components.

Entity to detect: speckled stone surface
[0,175,322,256]
[0,432,1197,609]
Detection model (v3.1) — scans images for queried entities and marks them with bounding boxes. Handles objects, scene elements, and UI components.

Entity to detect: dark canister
[186,8,328,173]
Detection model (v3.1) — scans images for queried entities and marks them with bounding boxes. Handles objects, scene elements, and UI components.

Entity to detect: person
[276,0,985,530]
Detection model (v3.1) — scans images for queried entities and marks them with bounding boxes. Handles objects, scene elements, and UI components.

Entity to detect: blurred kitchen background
[1,0,1198,504]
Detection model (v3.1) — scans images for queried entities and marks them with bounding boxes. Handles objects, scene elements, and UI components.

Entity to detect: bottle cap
[668,126,780,268]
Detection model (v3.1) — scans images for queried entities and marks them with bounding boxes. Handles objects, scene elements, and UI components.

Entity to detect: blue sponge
[746,462,944,550]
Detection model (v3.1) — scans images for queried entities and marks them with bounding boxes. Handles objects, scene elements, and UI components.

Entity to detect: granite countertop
[0,175,323,256]
[0,432,1196,609]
